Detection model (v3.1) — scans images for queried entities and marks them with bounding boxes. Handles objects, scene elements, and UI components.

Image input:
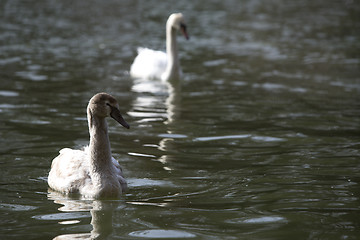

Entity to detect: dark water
[1,0,359,239]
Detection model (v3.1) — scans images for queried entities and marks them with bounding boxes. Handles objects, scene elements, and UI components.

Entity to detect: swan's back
[130,47,167,80]
[48,147,128,197]
[48,147,91,194]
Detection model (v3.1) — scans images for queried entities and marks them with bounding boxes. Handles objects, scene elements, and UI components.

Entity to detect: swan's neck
[163,24,180,82]
[87,110,112,174]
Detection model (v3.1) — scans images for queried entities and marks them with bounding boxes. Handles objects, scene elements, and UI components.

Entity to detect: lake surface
[1,0,359,239]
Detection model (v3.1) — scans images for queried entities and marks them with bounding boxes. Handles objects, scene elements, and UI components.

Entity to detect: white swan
[130,13,189,82]
[48,93,130,199]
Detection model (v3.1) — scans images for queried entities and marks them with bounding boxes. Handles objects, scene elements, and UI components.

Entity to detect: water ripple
[129,229,196,238]
[32,212,90,221]
[0,90,19,97]
[193,134,285,142]
[227,216,287,224]
[0,203,38,211]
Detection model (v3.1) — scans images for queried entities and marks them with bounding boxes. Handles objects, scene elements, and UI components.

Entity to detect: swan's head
[167,13,189,40]
[88,92,130,129]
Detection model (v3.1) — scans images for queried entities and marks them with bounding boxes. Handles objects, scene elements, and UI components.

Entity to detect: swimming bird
[48,93,130,199]
[130,13,189,82]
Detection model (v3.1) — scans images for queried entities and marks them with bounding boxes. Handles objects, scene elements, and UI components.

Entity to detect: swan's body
[130,13,189,82]
[48,93,130,199]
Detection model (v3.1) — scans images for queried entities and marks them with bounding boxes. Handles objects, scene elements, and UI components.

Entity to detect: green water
[1,0,359,239]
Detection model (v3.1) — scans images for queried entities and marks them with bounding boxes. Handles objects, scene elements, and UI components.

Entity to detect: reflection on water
[164,81,182,125]
[47,191,116,239]
[130,74,183,172]
[159,80,183,171]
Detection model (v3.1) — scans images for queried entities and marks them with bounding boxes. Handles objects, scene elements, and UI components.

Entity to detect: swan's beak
[180,23,189,40]
[110,108,130,129]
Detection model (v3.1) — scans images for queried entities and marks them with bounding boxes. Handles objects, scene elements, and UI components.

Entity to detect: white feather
[130,47,167,80]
